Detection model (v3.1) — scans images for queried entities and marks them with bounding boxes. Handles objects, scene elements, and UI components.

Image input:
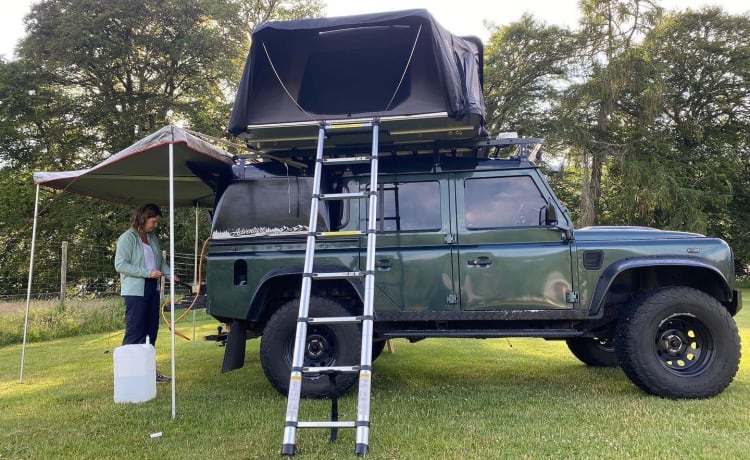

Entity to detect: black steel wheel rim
[285,326,338,370]
[655,314,712,376]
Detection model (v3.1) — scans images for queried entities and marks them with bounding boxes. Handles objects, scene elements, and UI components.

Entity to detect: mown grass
[1,303,750,459]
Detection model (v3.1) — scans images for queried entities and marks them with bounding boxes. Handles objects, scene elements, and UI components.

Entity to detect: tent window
[298,46,411,115]
[296,26,421,115]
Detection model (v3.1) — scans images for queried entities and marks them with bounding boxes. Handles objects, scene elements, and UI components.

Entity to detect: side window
[464,176,547,229]
[369,181,441,232]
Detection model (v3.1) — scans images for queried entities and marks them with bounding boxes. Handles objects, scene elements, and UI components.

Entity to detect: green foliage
[18,0,245,147]
[728,157,750,275]
[0,0,323,291]
[0,59,97,171]
[485,3,750,270]
[602,8,750,240]
[483,14,576,136]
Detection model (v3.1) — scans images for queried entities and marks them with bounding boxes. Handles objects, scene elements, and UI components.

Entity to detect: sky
[1,0,748,60]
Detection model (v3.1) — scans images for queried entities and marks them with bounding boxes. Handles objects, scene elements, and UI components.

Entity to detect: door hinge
[446,293,458,305]
[444,233,456,244]
[566,291,580,304]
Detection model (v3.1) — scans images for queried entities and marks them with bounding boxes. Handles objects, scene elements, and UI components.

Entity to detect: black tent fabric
[33,126,234,207]
[228,9,486,149]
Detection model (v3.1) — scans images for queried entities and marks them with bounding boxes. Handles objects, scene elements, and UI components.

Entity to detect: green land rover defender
[208,9,741,400]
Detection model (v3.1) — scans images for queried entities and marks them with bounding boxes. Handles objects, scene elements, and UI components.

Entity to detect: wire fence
[0,241,201,302]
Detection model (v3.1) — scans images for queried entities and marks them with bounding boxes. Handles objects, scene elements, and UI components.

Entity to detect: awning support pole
[169,134,177,420]
[193,204,199,343]
[20,184,41,383]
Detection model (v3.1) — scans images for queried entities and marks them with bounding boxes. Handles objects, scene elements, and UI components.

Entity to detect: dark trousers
[122,279,160,346]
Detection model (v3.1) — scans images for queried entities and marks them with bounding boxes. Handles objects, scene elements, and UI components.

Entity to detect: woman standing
[115,203,177,383]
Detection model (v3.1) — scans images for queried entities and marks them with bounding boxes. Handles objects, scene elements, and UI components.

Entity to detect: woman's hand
[149,269,163,279]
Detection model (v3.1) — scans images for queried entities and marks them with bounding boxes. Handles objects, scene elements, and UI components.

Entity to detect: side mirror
[544,199,558,226]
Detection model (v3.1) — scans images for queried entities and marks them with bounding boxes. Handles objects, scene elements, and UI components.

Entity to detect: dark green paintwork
[206,159,737,330]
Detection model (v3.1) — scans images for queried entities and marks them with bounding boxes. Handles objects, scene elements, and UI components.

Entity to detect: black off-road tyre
[371,338,387,362]
[260,297,361,398]
[615,287,741,399]
[566,337,618,367]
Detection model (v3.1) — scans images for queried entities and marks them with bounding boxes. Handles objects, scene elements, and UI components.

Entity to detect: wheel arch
[588,257,735,317]
[247,265,365,330]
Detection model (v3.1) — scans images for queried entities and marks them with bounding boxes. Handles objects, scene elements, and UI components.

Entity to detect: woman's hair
[130,203,162,233]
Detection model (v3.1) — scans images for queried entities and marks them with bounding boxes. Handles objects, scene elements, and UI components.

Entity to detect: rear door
[360,174,457,312]
[453,170,574,310]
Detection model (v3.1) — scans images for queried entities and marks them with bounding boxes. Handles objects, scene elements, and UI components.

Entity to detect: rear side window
[464,176,547,229]
[370,181,441,232]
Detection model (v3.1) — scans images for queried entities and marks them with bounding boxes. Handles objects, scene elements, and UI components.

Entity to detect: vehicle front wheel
[615,287,741,399]
[260,297,361,398]
[566,337,618,367]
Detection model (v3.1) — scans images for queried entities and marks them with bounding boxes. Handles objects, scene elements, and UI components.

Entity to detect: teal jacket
[114,228,172,296]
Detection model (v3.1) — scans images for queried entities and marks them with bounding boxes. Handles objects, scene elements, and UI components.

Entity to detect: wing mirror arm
[543,198,574,242]
[557,224,575,242]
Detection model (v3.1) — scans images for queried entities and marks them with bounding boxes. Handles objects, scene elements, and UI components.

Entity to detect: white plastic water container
[113,339,157,403]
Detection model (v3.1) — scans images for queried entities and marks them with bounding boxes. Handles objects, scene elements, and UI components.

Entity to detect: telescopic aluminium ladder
[281,119,380,456]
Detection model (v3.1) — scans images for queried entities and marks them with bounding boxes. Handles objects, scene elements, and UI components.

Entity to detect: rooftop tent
[33,125,234,207]
[228,9,486,150]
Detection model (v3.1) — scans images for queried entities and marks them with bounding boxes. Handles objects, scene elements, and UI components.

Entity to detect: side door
[360,174,457,312]
[454,170,574,310]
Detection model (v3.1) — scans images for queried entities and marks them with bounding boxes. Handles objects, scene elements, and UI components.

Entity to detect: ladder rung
[325,121,374,130]
[308,316,361,324]
[321,156,371,165]
[319,192,368,201]
[316,230,365,237]
[312,271,365,279]
[302,365,359,374]
[297,421,357,429]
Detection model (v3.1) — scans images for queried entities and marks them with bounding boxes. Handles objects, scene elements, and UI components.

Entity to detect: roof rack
[237,136,544,170]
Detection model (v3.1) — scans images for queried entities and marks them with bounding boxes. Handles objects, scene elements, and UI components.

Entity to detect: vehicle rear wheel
[371,338,387,361]
[615,287,741,399]
[566,337,618,367]
[260,296,361,398]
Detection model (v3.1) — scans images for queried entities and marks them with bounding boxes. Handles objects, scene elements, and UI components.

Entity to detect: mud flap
[221,320,247,373]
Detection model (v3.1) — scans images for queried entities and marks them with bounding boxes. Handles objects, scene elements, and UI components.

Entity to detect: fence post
[60,241,68,304]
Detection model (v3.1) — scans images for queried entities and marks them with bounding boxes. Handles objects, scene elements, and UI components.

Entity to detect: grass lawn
[2,303,750,459]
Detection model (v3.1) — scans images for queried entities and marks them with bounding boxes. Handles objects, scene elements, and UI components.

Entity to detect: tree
[236,0,325,39]
[606,8,750,270]
[483,14,576,137]
[18,0,246,151]
[0,59,97,171]
[560,0,662,227]
[0,0,324,295]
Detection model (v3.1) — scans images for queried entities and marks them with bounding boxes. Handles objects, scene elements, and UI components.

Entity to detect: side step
[311,271,366,280]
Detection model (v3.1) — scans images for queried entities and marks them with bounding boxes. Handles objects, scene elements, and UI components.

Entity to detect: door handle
[376,259,392,270]
[468,256,492,267]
